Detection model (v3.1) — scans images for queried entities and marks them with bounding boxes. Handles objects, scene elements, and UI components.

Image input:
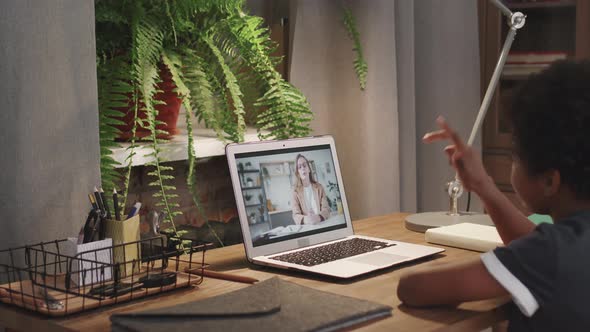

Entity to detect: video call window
[235,145,347,246]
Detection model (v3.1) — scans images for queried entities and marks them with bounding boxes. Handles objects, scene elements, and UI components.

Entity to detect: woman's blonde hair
[294,154,316,190]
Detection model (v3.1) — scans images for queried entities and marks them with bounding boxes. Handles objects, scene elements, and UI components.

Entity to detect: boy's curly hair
[507,60,590,198]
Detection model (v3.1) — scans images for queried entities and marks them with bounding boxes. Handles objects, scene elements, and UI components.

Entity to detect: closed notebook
[110,277,392,332]
[425,223,503,252]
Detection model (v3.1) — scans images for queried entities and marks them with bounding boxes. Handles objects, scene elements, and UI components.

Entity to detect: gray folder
[111,277,392,332]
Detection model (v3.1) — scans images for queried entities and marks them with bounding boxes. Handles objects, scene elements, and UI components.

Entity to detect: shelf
[110,127,265,168]
[506,0,576,9]
[242,186,262,190]
[239,169,261,173]
[245,203,264,208]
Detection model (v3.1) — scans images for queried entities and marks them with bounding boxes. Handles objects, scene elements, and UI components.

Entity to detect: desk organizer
[0,236,213,317]
[105,215,141,277]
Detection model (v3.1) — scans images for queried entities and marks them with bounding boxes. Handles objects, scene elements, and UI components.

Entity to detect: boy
[397,60,590,331]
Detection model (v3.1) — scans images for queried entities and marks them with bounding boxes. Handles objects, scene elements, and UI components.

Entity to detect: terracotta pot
[114,64,182,140]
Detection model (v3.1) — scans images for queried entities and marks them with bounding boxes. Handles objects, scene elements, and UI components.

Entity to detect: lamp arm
[467,2,526,146]
[446,1,526,215]
[467,27,517,146]
[489,0,514,19]
[466,1,526,146]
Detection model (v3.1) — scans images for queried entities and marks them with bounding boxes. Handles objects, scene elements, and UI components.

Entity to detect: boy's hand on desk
[423,116,494,195]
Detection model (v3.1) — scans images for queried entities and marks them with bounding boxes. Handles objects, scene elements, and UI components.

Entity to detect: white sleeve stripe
[481,251,539,317]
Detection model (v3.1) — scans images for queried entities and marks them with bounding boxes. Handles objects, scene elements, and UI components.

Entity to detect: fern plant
[95,0,313,247]
[342,6,368,90]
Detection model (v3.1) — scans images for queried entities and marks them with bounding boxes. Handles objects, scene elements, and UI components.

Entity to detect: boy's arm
[423,117,535,244]
[475,177,535,244]
[397,257,508,307]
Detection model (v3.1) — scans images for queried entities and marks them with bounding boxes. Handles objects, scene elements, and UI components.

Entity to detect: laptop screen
[235,144,347,247]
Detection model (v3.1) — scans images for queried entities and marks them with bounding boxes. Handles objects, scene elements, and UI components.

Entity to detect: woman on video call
[292,154,330,225]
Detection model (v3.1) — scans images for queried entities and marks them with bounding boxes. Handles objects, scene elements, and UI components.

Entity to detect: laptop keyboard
[269,238,396,267]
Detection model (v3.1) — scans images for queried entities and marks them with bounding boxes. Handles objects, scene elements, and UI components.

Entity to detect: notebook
[425,222,503,252]
[111,277,392,332]
[226,135,444,279]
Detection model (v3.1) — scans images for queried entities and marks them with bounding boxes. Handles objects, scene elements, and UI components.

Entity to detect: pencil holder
[105,215,141,277]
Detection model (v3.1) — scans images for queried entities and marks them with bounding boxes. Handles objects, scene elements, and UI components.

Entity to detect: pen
[93,187,105,217]
[88,194,98,210]
[184,267,259,284]
[127,202,142,219]
[99,187,112,220]
[83,209,99,243]
[113,188,121,221]
[98,214,106,240]
[91,212,105,242]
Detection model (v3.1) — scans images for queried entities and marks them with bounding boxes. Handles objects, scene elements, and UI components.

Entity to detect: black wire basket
[0,236,213,317]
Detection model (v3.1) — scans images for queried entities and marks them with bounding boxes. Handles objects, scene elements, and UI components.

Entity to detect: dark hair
[507,60,590,198]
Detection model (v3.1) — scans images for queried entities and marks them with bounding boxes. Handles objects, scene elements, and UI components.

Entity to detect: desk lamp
[405,0,526,232]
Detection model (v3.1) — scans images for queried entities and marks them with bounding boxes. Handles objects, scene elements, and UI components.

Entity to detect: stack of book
[503,51,567,77]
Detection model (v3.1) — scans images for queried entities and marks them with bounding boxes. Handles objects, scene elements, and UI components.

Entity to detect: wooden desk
[0,213,508,332]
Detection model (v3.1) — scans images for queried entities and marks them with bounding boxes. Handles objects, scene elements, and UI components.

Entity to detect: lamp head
[510,12,526,29]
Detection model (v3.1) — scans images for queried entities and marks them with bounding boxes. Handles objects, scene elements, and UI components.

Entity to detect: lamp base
[405,212,493,233]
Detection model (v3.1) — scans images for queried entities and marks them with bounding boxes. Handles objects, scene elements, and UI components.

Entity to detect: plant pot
[114,64,182,141]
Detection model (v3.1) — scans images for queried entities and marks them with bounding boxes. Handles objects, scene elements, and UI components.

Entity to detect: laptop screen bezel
[225,135,354,259]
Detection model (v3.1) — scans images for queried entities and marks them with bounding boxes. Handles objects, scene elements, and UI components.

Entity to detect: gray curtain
[411,0,483,213]
[290,0,400,220]
[290,0,482,219]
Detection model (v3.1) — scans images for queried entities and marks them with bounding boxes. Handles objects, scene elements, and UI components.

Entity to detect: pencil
[99,187,112,220]
[184,267,259,284]
[93,187,104,216]
[88,194,98,210]
[113,188,121,221]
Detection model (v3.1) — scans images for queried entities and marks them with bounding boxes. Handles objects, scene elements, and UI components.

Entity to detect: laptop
[226,135,444,279]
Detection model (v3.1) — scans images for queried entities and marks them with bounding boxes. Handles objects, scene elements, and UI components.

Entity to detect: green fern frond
[255,79,313,139]
[130,5,185,244]
[182,49,226,141]
[216,15,312,139]
[171,0,244,17]
[203,34,246,142]
[97,58,132,208]
[175,54,225,246]
[342,7,368,90]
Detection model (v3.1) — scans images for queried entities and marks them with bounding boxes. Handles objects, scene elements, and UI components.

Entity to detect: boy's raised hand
[423,116,493,194]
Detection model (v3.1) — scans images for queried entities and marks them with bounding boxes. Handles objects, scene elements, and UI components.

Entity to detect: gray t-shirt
[481,211,590,331]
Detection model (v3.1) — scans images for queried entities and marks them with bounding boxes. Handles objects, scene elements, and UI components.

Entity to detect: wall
[0,1,100,253]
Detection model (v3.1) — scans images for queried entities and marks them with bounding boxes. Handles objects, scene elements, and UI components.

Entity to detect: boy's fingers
[444,145,456,155]
[437,117,466,151]
[423,130,449,143]
[444,145,455,163]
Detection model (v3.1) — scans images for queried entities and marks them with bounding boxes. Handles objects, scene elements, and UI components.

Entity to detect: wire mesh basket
[0,236,213,317]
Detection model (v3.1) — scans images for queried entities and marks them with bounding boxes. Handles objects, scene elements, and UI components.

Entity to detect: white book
[425,223,503,252]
